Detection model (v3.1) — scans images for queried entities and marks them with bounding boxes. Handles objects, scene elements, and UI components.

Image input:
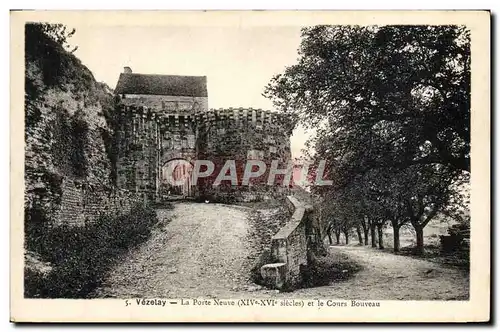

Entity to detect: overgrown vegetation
[24,204,160,298]
[25,23,118,182]
[50,106,90,178]
[23,22,168,299]
[25,23,94,105]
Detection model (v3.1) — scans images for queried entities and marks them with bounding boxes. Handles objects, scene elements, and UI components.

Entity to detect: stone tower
[114,68,208,200]
[114,68,293,203]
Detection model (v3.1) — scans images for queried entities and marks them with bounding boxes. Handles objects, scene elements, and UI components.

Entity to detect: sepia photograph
[10,10,490,322]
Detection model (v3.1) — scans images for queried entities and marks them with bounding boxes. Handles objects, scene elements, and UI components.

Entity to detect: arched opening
[159,158,195,199]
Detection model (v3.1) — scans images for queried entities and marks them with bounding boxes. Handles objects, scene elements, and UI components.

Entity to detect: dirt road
[96,203,469,300]
[293,245,469,300]
[95,202,266,298]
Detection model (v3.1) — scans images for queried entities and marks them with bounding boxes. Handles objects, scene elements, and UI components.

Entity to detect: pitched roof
[114,73,208,97]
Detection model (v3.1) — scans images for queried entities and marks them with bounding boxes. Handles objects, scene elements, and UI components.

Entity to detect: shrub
[301,252,363,288]
[24,204,159,298]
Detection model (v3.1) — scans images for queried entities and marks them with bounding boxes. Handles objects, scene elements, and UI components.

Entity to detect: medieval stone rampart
[115,105,294,202]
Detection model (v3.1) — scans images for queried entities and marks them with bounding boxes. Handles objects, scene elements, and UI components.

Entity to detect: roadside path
[293,245,469,300]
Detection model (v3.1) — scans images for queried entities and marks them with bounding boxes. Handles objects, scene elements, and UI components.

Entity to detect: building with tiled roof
[113,67,292,202]
[115,67,208,114]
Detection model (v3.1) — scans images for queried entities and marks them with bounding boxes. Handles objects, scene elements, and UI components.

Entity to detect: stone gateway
[114,67,293,202]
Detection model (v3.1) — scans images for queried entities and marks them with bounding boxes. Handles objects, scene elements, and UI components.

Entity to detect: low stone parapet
[260,262,287,289]
[260,195,312,290]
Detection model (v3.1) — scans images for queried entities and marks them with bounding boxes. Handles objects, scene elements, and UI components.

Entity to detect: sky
[64,23,312,158]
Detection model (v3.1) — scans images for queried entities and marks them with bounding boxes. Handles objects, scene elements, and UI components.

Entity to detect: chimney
[124,66,132,74]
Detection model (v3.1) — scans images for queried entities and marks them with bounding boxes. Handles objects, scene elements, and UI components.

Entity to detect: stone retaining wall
[56,178,143,226]
[260,195,313,290]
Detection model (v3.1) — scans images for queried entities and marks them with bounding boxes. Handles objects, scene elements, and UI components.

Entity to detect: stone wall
[260,196,312,290]
[118,94,208,115]
[55,179,143,226]
[56,179,85,226]
[201,108,292,163]
[115,106,293,202]
[115,106,160,199]
[291,186,329,252]
[115,105,198,199]
[24,24,132,229]
[198,108,293,201]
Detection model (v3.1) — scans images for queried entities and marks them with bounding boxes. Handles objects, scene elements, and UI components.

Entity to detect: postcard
[10,10,490,322]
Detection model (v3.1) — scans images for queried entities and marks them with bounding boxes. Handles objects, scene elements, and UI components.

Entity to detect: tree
[265,25,470,255]
[326,218,342,245]
[368,164,461,254]
[376,220,385,250]
[363,168,409,253]
[334,224,341,245]
[360,216,370,246]
[389,213,407,253]
[264,25,470,177]
[355,223,363,245]
[400,165,463,254]
[320,191,357,246]
[326,220,334,245]
[342,222,350,245]
[38,23,78,53]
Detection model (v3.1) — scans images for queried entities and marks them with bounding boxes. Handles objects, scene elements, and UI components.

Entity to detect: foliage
[25,23,92,96]
[69,109,89,177]
[25,23,119,182]
[38,23,77,53]
[265,25,471,254]
[265,25,470,175]
[301,251,363,288]
[50,106,90,178]
[24,204,159,298]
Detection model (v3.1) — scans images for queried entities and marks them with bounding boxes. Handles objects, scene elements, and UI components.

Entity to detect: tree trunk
[392,222,400,253]
[335,229,341,245]
[363,229,369,245]
[356,225,363,245]
[362,216,369,245]
[343,230,349,245]
[327,230,333,245]
[377,224,384,249]
[370,223,377,248]
[415,225,424,255]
